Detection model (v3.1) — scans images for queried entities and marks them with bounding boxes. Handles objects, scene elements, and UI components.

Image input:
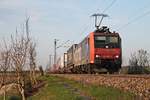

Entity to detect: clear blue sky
[0,0,150,67]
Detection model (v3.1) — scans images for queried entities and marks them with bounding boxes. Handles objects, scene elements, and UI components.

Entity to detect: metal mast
[49,54,52,68]
[54,39,58,65]
[54,39,70,67]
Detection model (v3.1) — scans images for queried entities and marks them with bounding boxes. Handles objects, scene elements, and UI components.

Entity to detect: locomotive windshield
[94,36,120,48]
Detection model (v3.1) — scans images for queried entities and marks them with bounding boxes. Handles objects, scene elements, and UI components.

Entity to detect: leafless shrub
[39,66,44,76]
[128,49,150,74]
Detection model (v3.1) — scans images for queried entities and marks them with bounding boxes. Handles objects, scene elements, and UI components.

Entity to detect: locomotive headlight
[96,55,100,58]
[115,55,119,58]
[90,60,94,63]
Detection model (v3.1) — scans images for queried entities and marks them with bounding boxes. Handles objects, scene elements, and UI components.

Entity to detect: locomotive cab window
[94,36,120,48]
[94,36,106,43]
[109,37,118,43]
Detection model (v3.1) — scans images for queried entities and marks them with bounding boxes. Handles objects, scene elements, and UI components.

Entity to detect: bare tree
[0,17,39,99]
[0,40,11,100]
[29,42,38,85]
[10,32,30,100]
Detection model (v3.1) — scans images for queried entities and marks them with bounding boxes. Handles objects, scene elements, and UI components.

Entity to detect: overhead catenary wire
[102,0,117,13]
[116,1,150,31]
[78,17,92,39]
[57,40,70,49]
[117,9,150,31]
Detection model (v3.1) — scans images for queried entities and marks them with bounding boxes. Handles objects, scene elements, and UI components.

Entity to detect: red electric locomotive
[66,14,122,73]
[88,26,121,73]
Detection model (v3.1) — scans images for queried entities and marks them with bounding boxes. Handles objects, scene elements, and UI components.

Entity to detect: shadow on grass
[8,96,21,100]
[25,80,46,98]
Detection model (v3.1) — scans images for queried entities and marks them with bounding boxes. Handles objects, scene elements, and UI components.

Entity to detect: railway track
[63,74,150,79]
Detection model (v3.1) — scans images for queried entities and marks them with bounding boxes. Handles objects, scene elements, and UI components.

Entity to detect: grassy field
[28,75,135,100]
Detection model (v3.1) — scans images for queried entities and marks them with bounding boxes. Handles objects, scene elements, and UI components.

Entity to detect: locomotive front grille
[95,58,101,64]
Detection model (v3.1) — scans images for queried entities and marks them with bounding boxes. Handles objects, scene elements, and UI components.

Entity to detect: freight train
[56,26,122,74]
[56,14,122,74]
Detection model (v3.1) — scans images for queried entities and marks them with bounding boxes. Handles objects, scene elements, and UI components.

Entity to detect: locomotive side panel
[67,44,77,68]
[74,44,82,66]
[67,46,74,68]
[81,37,90,65]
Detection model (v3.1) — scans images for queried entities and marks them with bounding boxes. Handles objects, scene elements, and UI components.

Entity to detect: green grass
[28,75,136,100]
[78,84,134,100]
[28,76,84,100]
